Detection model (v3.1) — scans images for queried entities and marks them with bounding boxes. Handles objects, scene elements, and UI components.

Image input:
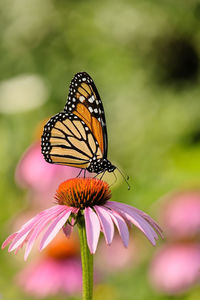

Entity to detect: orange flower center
[55,178,111,209]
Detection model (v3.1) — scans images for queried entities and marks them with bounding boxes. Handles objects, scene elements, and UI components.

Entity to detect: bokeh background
[0,0,200,299]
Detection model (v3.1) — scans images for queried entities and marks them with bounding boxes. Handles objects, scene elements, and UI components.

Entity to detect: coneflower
[2,178,162,300]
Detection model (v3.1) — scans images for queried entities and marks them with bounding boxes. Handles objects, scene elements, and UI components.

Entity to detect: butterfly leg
[76,169,83,178]
[100,171,106,180]
[84,169,86,178]
[93,173,99,179]
[93,171,104,179]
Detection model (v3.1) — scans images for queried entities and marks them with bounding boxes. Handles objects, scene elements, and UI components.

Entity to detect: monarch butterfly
[41,72,116,176]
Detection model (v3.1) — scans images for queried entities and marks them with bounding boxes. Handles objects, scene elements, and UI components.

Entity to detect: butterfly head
[87,157,116,174]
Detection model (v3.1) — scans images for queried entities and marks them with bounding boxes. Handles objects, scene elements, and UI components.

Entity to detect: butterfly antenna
[116,167,130,190]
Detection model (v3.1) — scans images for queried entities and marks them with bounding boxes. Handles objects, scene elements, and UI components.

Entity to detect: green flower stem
[78,218,93,300]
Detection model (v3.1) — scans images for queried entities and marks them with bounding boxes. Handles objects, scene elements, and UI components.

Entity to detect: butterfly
[41,72,116,175]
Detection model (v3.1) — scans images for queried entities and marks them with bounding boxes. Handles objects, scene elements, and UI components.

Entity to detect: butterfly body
[41,72,116,175]
[87,158,115,174]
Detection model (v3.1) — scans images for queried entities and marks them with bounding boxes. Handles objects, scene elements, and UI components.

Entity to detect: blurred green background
[0,0,200,299]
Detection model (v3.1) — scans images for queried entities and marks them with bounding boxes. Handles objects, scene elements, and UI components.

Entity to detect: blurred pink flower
[161,190,200,239]
[15,142,81,208]
[17,232,82,298]
[149,243,200,294]
[96,234,137,272]
[2,178,162,259]
[17,258,82,298]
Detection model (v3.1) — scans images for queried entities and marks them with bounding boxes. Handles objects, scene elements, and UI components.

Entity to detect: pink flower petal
[14,232,32,255]
[71,207,80,214]
[24,207,67,260]
[143,214,163,238]
[107,201,163,236]
[84,207,100,254]
[94,206,114,245]
[8,227,34,252]
[105,208,129,247]
[3,206,67,255]
[121,211,157,244]
[63,218,75,239]
[14,242,25,255]
[115,201,163,237]
[2,233,18,249]
[106,201,158,245]
[8,206,66,252]
[18,206,64,233]
[40,208,72,250]
[144,215,164,239]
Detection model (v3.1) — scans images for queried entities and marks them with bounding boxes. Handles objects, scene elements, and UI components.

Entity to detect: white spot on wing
[88,97,94,103]
[80,96,85,102]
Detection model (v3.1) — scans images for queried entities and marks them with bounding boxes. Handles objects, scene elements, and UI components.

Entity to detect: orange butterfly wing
[64,72,108,158]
